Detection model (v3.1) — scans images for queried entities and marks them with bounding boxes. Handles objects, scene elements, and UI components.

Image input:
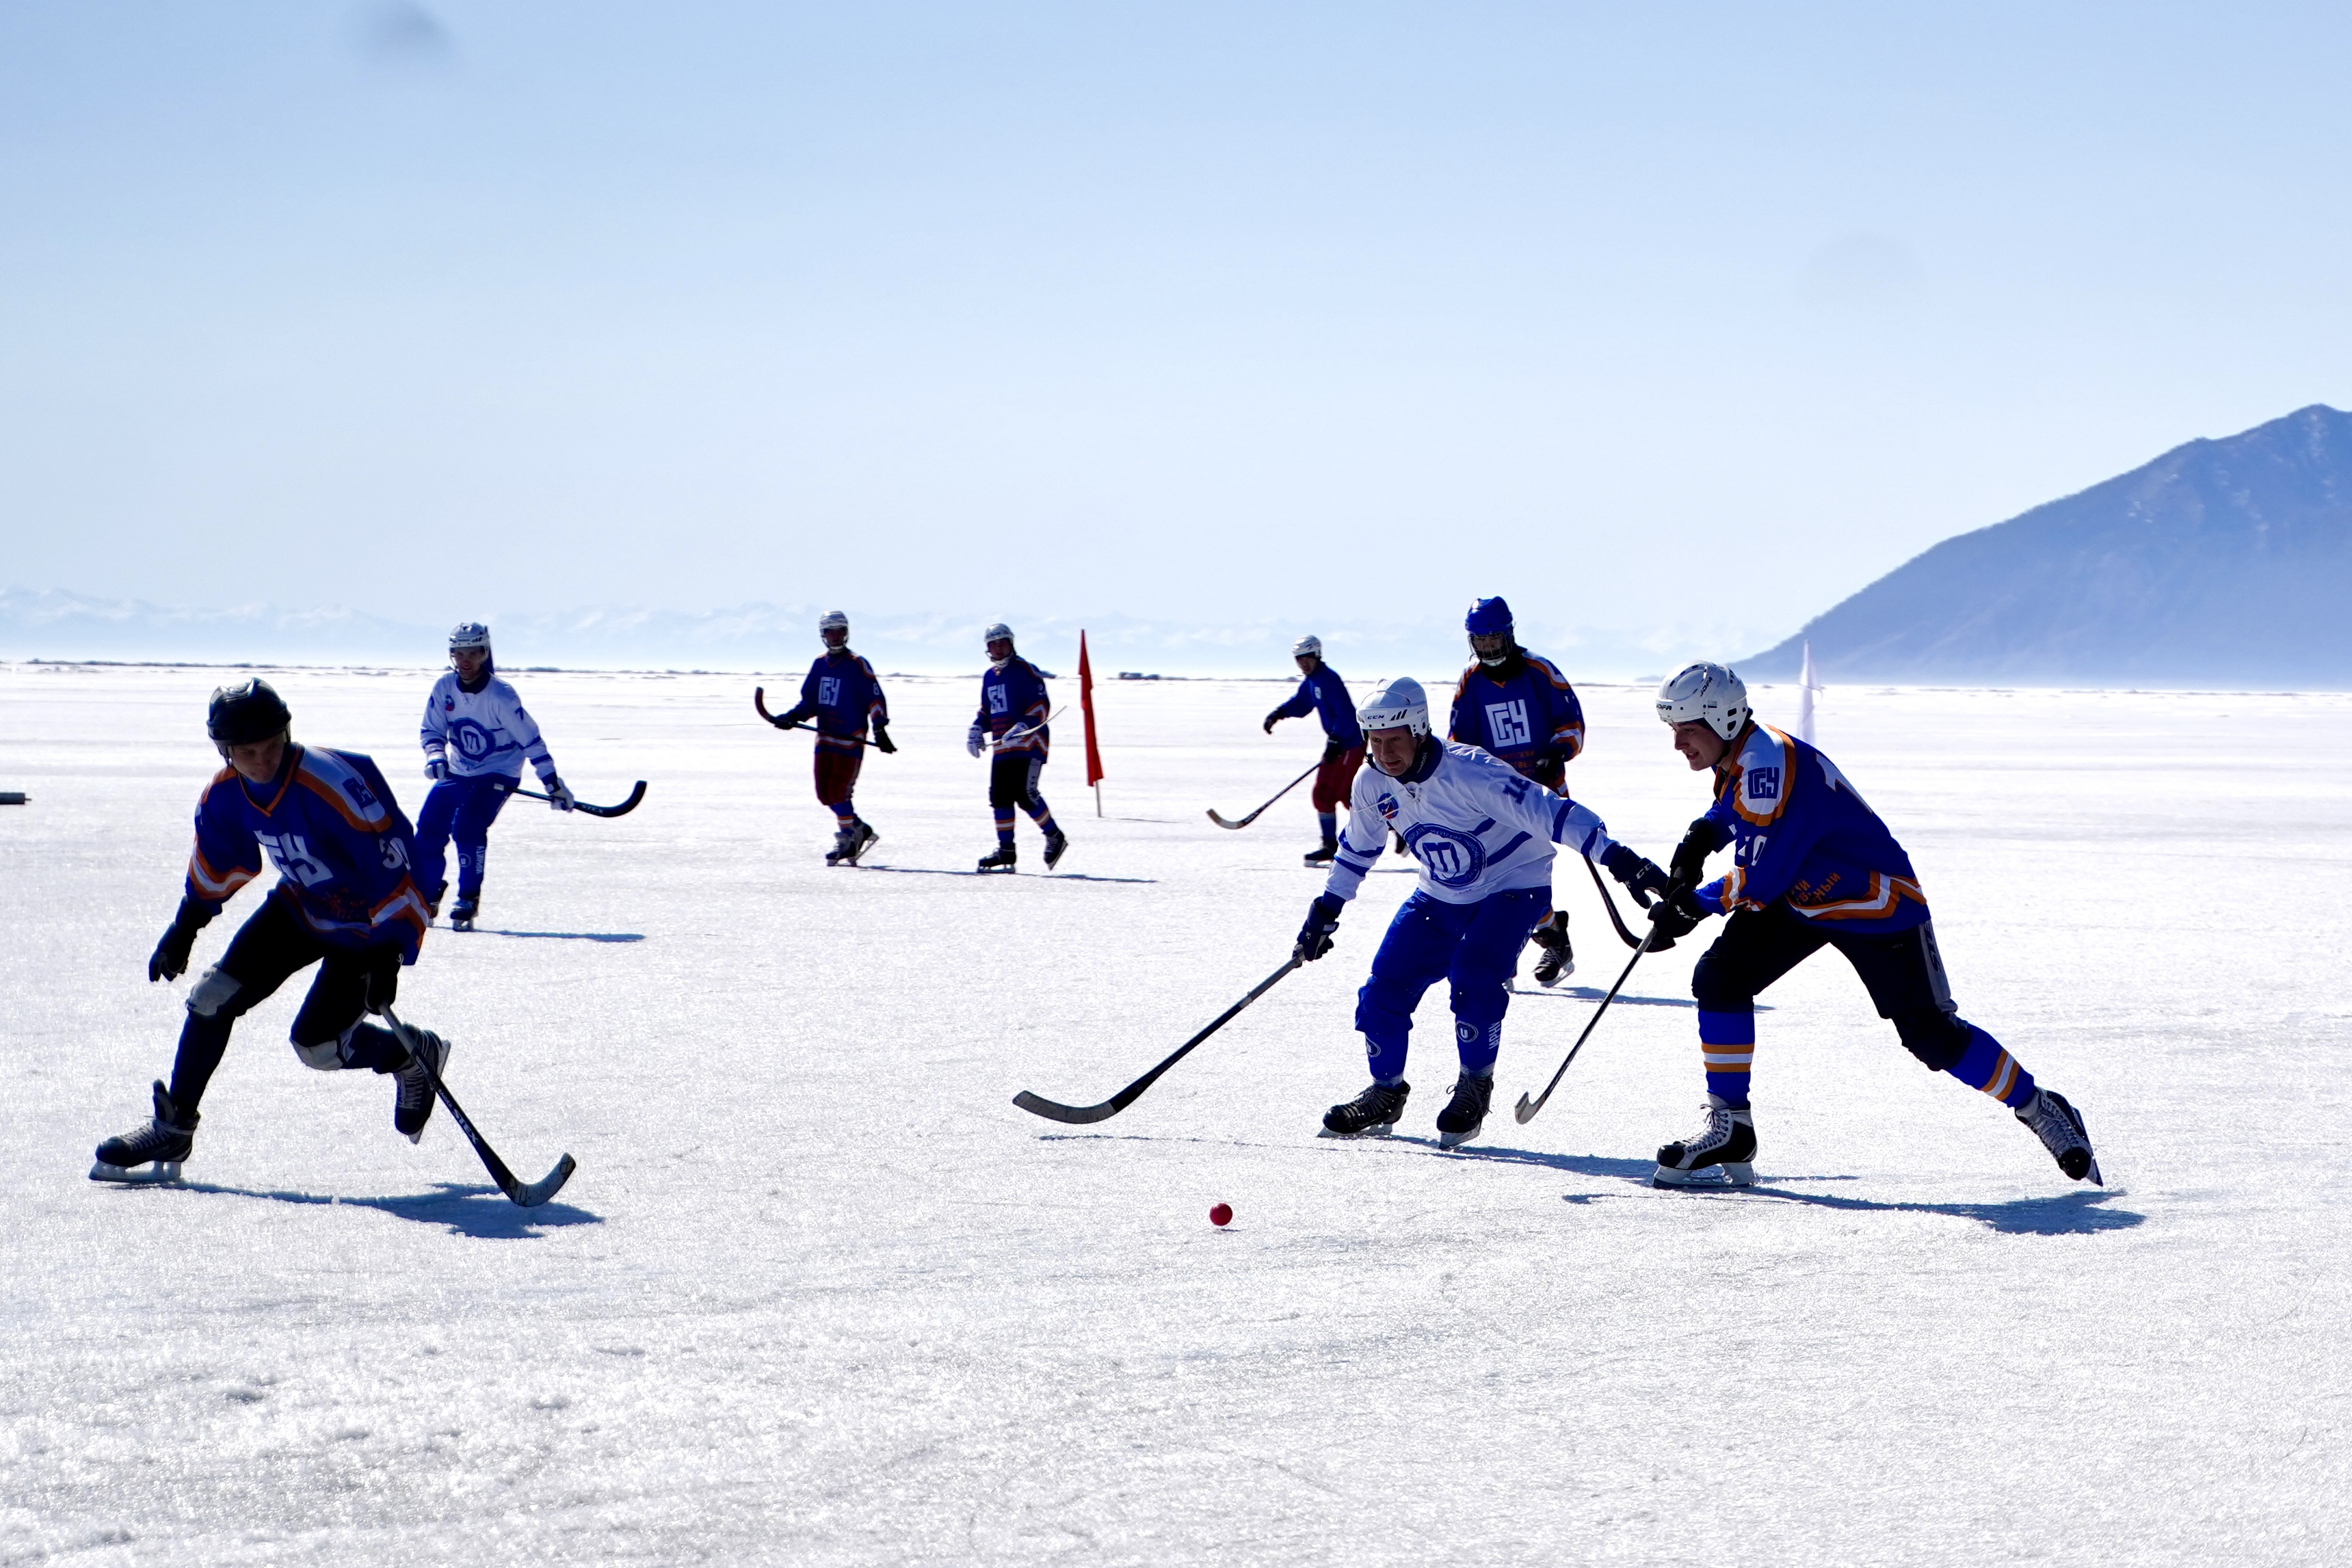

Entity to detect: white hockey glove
[425,756,449,782]
[546,778,575,812]
[966,724,985,759]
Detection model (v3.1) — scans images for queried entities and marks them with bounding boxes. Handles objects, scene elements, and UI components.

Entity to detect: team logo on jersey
[256,832,333,888]
[443,697,455,712]
[1375,792,1400,822]
[1403,823,1487,889]
[447,719,499,762]
[988,685,1008,715]
[819,676,841,706]
[1748,766,1780,801]
[1485,700,1532,749]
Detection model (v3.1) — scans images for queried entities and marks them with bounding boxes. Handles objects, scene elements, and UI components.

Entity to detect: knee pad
[1892,1007,1970,1072]
[1690,948,1752,1013]
[292,1035,344,1071]
[185,966,244,1020]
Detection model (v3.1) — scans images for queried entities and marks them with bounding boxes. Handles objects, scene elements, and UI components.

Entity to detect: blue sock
[1318,810,1337,843]
[1944,1024,2037,1108]
[1698,1009,1754,1106]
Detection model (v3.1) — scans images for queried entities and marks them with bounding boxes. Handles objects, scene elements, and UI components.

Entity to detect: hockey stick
[1013,956,1303,1125]
[382,1006,577,1208]
[513,781,646,819]
[1206,760,1320,829]
[1512,921,1662,1126]
[991,706,1067,752]
[1584,855,1646,951]
[753,688,889,752]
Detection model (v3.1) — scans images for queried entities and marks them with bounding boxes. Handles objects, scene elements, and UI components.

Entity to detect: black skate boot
[1302,839,1338,866]
[1435,1072,1494,1150]
[2015,1087,2102,1185]
[1321,1080,1410,1139]
[393,1024,451,1143]
[977,845,1017,873]
[1043,828,1070,870]
[840,820,878,866]
[449,892,479,931]
[1529,914,1574,986]
[90,1080,196,1184]
[1653,1094,1757,1187]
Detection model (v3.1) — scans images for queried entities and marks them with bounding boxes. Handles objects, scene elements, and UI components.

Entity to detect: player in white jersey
[415,622,572,931]
[1293,676,1670,1147]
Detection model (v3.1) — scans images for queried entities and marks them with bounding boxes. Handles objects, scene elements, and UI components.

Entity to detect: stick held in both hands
[1206,760,1321,830]
[1014,957,1304,1124]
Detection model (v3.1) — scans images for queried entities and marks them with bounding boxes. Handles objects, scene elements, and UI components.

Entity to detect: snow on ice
[1,662,2346,1565]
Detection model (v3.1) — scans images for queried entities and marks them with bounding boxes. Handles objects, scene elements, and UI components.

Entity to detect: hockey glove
[872,724,897,754]
[1322,739,1347,765]
[966,724,986,759]
[424,756,450,782]
[1646,883,1708,946]
[546,778,576,812]
[774,706,812,730]
[1263,711,1282,735]
[362,950,401,1015]
[148,899,210,983]
[1600,842,1673,905]
[1295,894,1345,962]
[1529,756,1566,793]
[1669,817,1728,890]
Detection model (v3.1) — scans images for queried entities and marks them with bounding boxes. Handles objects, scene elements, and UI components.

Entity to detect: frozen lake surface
[2,661,2346,1565]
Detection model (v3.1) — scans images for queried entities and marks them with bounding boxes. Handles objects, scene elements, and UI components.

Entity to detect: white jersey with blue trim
[420,671,558,782]
[1321,741,1618,907]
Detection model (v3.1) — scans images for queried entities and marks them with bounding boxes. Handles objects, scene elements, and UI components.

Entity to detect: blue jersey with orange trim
[1448,652,1586,778]
[796,649,888,754]
[977,657,1051,756]
[1271,664,1363,745]
[1695,725,1927,934]
[184,745,430,962]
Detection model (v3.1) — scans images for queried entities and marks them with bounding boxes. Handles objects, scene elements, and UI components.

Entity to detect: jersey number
[258,832,332,888]
[1485,700,1531,749]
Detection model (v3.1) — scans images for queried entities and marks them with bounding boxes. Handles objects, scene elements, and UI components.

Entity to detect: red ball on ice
[1209,1203,1233,1227]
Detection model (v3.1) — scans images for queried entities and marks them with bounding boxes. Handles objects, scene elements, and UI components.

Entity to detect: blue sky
[3,2,2347,665]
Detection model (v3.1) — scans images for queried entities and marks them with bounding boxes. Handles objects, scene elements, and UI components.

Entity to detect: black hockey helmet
[207,678,292,746]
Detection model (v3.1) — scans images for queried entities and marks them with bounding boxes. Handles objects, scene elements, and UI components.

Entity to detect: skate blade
[1436,1122,1485,1151]
[1317,1123,1397,1140]
[1651,1160,1755,1189]
[1536,965,1575,987]
[89,1160,183,1185]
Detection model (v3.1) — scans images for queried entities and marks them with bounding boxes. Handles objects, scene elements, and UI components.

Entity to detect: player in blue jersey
[91,680,456,1184]
[1263,635,1364,866]
[967,622,1068,873]
[1641,663,2102,1188]
[767,609,895,865]
[1293,676,1670,1148]
[1447,596,1590,987]
[414,622,573,931]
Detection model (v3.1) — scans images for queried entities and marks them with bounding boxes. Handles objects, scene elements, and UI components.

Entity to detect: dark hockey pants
[167,895,410,1117]
[1693,905,1971,1067]
[1356,886,1549,1083]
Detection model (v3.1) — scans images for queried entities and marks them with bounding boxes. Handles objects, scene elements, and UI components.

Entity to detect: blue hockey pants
[1356,886,1549,1083]
[414,772,516,902]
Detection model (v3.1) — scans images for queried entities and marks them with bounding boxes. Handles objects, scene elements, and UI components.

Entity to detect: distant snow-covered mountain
[1745,404,2352,687]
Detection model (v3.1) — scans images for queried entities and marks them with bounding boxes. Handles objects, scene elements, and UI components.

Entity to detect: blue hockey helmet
[1464,598,1514,637]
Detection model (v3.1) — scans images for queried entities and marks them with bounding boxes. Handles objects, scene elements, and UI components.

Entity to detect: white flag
[1797,639,1821,745]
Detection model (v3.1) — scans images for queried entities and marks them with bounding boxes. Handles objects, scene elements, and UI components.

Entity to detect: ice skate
[393,1024,451,1143]
[1435,1072,1493,1150]
[977,845,1017,873]
[2015,1087,2102,1185]
[825,820,877,866]
[1320,1079,1410,1139]
[449,892,479,931]
[1301,840,1338,866]
[90,1080,196,1184]
[1042,828,1070,870]
[1529,914,1574,986]
[1652,1094,1756,1187]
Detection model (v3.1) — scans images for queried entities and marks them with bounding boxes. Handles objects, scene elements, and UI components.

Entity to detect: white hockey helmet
[1291,634,1322,659]
[1356,675,1431,738]
[817,609,849,637]
[448,621,492,655]
[982,622,1014,646]
[1656,662,1751,741]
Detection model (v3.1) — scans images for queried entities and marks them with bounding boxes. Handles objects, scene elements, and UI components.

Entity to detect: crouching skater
[92,678,449,1183]
[1642,662,2102,1188]
[1293,676,1670,1150]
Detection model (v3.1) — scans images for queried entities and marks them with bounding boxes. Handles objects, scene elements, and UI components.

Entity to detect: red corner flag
[1079,630,1105,796]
